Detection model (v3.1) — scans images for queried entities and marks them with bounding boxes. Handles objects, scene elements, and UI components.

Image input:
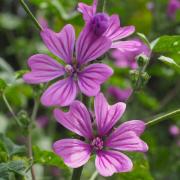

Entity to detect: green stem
[97,0,106,12]
[89,171,98,180]
[2,93,21,126]
[146,108,180,127]
[71,166,84,180]
[19,0,42,31]
[27,98,39,180]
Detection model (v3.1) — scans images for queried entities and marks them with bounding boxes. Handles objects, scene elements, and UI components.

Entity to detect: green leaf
[111,153,154,180]
[137,32,151,48]
[0,163,9,179]
[0,134,26,157]
[7,160,26,176]
[33,146,69,171]
[158,56,180,69]
[0,160,26,179]
[152,35,180,54]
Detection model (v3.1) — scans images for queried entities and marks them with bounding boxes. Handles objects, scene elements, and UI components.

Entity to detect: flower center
[65,64,74,75]
[91,137,104,150]
[91,13,109,36]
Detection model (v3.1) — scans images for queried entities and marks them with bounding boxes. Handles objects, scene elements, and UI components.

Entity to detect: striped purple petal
[77,63,113,96]
[23,54,65,84]
[41,77,77,107]
[40,24,75,64]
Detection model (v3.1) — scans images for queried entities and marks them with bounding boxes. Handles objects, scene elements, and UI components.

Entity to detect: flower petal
[40,24,75,64]
[94,93,126,136]
[105,120,148,152]
[76,25,112,64]
[115,120,146,136]
[54,101,93,139]
[78,64,113,96]
[23,54,65,84]
[41,77,77,107]
[53,139,91,168]
[112,40,141,52]
[104,15,135,42]
[95,150,133,176]
[78,0,97,22]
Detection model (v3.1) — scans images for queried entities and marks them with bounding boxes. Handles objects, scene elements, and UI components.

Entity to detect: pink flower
[111,39,151,69]
[78,0,140,51]
[53,93,148,177]
[167,0,180,18]
[169,125,180,136]
[108,86,133,102]
[23,24,113,107]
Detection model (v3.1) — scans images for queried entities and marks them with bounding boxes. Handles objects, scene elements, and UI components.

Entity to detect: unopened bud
[136,54,149,67]
[141,72,151,86]
[18,110,30,128]
[130,70,139,83]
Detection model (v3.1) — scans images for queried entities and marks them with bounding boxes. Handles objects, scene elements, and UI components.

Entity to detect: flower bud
[130,70,139,83]
[141,72,151,86]
[136,54,149,67]
[18,110,30,128]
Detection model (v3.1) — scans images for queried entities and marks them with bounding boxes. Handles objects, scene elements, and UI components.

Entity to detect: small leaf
[137,32,151,48]
[158,56,180,69]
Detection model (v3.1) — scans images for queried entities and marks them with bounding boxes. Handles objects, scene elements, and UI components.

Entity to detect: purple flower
[111,39,151,69]
[78,0,140,51]
[167,0,180,18]
[53,93,148,177]
[108,86,133,102]
[169,125,180,136]
[23,24,113,107]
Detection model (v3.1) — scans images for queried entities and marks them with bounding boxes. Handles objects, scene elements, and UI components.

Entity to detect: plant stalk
[71,166,84,180]
[19,0,42,31]
[97,0,107,12]
[2,93,21,126]
[27,98,39,180]
[146,108,180,127]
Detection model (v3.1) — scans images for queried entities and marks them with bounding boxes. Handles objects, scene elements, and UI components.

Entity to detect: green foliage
[0,134,26,157]
[158,56,180,70]
[152,36,180,54]
[33,146,70,172]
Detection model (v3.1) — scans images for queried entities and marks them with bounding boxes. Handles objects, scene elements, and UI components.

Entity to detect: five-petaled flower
[53,93,148,177]
[23,24,113,107]
[78,0,141,52]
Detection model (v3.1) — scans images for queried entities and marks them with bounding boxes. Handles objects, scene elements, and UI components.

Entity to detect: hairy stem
[97,0,107,12]
[2,93,21,126]
[27,98,39,180]
[71,166,84,180]
[19,0,42,31]
[146,108,180,127]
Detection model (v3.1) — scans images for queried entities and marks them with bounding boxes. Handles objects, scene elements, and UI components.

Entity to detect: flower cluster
[23,0,149,177]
